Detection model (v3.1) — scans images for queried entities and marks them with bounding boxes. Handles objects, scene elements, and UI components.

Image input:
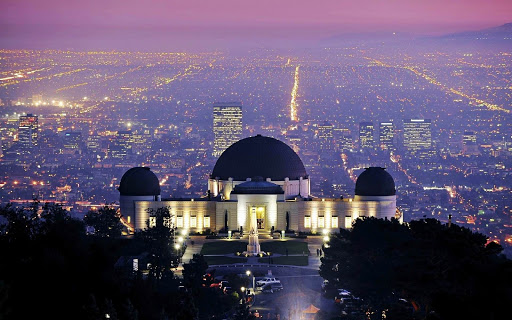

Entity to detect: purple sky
[1,0,511,49]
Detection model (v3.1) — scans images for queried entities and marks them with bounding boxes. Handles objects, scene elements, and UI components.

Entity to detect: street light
[246,270,255,294]
[174,243,180,250]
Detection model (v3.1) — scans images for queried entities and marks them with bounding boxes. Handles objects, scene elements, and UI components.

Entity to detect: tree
[182,254,208,293]
[319,217,512,320]
[174,292,199,320]
[135,207,178,279]
[118,299,138,320]
[84,205,123,237]
[0,202,91,319]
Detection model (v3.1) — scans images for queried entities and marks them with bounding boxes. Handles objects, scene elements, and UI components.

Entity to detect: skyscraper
[403,119,433,158]
[333,128,353,152]
[18,113,38,149]
[359,122,374,151]
[63,131,82,153]
[110,130,133,159]
[213,102,242,157]
[379,122,394,151]
[317,122,334,151]
[462,131,479,155]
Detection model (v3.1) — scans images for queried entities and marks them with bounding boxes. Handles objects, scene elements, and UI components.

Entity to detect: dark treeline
[0,202,239,320]
[320,217,512,320]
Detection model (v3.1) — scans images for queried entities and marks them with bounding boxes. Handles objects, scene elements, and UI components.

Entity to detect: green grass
[257,256,309,266]
[200,241,248,255]
[204,256,248,265]
[260,240,309,255]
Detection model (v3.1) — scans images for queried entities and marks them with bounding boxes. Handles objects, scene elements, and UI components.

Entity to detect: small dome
[355,167,396,196]
[119,167,160,196]
[211,135,307,181]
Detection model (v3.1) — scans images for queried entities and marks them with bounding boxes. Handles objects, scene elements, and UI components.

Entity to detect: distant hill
[439,22,512,41]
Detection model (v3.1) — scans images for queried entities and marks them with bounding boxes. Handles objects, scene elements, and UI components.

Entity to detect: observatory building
[119,135,400,233]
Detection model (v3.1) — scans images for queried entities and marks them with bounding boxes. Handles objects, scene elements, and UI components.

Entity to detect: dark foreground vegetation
[320,217,512,320]
[0,202,243,320]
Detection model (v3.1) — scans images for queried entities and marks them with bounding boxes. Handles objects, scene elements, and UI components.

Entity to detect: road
[211,265,338,319]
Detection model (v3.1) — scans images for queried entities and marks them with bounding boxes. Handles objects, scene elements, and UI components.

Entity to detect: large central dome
[211,135,307,181]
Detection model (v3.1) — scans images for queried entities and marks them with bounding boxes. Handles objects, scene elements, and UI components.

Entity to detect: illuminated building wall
[209,176,310,201]
[127,195,397,233]
[213,102,242,157]
[133,199,215,231]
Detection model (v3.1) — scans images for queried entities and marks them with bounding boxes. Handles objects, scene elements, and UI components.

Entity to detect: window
[149,217,156,228]
[304,216,311,228]
[345,216,352,229]
[318,216,325,228]
[331,216,338,228]
[204,216,210,228]
[190,216,197,228]
[163,217,172,228]
[177,216,184,228]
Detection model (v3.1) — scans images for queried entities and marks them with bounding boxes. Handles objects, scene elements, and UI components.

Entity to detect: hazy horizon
[2,0,511,50]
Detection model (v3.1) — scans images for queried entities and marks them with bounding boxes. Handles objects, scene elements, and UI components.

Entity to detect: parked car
[260,283,283,293]
[334,289,353,304]
[255,277,280,286]
[219,281,230,289]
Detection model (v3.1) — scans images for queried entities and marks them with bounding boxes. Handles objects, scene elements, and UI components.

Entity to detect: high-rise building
[63,132,82,152]
[110,130,133,159]
[317,122,334,151]
[403,119,433,158]
[18,114,38,149]
[87,133,101,153]
[379,122,394,151]
[462,131,479,155]
[213,102,242,157]
[359,122,374,151]
[333,128,353,152]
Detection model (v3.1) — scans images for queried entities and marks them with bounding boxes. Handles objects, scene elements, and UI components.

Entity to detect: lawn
[260,240,309,255]
[204,256,248,265]
[257,256,309,266]
[200,241,248,255]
